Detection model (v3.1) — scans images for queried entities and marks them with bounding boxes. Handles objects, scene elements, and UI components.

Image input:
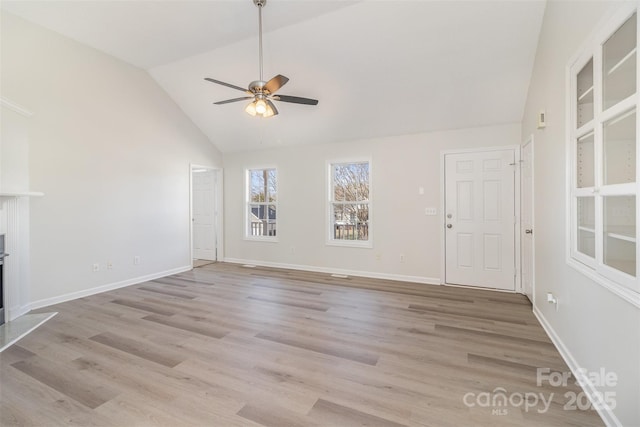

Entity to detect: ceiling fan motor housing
[249,80,268,93]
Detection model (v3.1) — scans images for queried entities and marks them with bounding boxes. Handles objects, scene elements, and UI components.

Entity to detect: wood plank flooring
[0,263,604,426]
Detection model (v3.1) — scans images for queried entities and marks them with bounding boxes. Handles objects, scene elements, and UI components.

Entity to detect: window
[246,168,277,239]
[569,8,639,303]
[328,161,371,246]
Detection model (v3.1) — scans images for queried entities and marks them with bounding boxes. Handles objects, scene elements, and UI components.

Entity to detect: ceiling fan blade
[274,95,319,105]
[264,75,289,94]
[266,100,279,116]
[204,78,248,93]
[214,96,253,105]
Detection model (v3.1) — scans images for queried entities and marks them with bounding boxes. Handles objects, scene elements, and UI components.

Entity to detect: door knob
[446,224,453,229]
[525,229,533,234]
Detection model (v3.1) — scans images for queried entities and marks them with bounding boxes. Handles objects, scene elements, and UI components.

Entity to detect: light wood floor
[193,259,216,268]
[1,263,603,426]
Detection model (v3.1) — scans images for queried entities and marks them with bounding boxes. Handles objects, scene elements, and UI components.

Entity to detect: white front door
[444,149,516,291]
[521,139,534,301]
[193,169,217,261]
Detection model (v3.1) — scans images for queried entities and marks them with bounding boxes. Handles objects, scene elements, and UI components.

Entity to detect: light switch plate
[425,207,437,216]
[538,109,546,129]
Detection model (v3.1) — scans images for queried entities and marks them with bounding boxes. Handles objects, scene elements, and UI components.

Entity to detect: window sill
[244,236,278,243]
[326,240,373,249]
[567,257,640,308]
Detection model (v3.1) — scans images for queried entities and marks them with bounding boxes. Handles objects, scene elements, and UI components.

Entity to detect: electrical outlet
[375,253,381,261]
[134,256,140,265]
[92,263,99,272]
[107,261,113,270]
[400,254,405,263]
[546,292,559,311]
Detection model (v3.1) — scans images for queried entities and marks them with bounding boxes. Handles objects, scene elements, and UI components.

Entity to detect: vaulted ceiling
[2,1,546,152]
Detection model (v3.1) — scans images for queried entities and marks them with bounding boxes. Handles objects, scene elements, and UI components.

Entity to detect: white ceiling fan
[204,0,319,118]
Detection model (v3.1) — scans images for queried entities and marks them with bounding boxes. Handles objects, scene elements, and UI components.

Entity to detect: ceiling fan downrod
[254,0,266,83]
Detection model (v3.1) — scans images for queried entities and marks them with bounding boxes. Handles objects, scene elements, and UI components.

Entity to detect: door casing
[190,164,224,267]
[521,136,535,302]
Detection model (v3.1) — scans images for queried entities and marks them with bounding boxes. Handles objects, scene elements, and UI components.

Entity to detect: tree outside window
[330,161,370,243]
[247,169,277,238]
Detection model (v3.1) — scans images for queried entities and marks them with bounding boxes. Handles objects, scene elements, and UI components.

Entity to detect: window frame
[566,4,640,307]
[245,167,278,242]
[326,158,373,248]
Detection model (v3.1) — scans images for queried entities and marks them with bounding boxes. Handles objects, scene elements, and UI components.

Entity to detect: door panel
[193,169,216,261]
[483,180,501,220]
[457,181,474,219]
[445,149,516,290]
[457,234,474,267]
[483,234,502,270]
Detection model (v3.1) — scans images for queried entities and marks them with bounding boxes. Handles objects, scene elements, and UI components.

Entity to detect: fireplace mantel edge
[0,192,44,198]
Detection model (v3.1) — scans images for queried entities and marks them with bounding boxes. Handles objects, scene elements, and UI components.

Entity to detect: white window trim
[244,167,278,243]
[565,3,640,308]
[326,158,373,248]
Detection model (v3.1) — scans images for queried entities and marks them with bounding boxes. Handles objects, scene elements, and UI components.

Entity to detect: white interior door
[521,139,534,301]
[444,149,516,291]
[192,169,216,261]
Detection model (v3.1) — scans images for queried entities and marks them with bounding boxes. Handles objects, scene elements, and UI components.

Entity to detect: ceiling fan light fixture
[263,102,276,118]
[245,98,275,118]
[255,98,267,114]
[245,101,257,116]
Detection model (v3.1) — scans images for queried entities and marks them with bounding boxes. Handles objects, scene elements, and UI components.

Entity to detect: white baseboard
[6,304,32,322]
[29,265,192,311]
[533,306,620,427]
[223,257,440,285]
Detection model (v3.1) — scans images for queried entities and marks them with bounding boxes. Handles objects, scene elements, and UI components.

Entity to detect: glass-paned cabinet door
[603,13,637,110]
[569,6,639,297]
[603,195,636,276]
[577,59,594,128]
[577,132,595,188]
[577,196,596,258]
[604,110,636,185]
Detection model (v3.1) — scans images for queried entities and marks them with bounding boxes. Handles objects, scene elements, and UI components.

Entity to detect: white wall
[522,1,640,425]
[0,106,30,193]
[1,12,222,306]
[223,123,520,282]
